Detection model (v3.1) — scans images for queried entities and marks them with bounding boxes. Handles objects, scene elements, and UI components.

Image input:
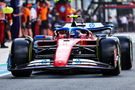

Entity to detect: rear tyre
[99,38,121,76]
[11,38,32,77]
[115,36,133,70]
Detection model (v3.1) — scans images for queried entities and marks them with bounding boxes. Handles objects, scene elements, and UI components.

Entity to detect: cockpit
[54,28,92,39]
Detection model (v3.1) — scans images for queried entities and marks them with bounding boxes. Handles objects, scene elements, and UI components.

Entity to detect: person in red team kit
[0,2,8,48]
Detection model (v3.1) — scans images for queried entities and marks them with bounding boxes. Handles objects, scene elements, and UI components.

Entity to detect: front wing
[8,59,115,71]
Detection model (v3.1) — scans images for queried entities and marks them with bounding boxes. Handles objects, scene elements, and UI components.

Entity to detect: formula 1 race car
[7,15,133,77]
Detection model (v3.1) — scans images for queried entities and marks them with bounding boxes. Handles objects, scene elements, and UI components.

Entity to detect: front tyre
[10,38,32,77]
[102,58,121,76]
[99,38,121,76]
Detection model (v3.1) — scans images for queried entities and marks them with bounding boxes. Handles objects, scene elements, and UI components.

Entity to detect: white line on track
[0,72,11,77]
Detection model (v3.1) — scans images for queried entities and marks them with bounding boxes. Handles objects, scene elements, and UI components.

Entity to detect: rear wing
[63,22,113,31]
[65,15,113,31]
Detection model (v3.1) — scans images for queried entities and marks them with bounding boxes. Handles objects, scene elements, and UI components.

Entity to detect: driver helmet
[70,30,80,38]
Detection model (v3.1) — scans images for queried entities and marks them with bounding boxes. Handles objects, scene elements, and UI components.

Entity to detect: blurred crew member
[5,14,12,41]
[39,2,50,35]
[31,5,37,36]
[0,2,8,48]
[14,3,33,37]
[120,16,128,32]
[51,8,60,29]
[24,4,33,37]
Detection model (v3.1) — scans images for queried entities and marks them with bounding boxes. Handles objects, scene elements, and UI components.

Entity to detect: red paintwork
[0,20,5,44]
[114,48,118,66]
[54,39,80,67]
[54,38,96,67]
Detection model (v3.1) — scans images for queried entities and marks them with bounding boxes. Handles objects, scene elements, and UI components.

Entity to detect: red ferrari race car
[7,16,133,77]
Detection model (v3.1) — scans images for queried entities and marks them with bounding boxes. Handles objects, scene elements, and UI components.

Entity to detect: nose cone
[54,60,67,67]
[54,39,80,67]
[54,45,71,67]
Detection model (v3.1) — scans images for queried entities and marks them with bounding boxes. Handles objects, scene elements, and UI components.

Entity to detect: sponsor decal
[28,59,50,66]
[89,23,95,28]
[72,59,97,65]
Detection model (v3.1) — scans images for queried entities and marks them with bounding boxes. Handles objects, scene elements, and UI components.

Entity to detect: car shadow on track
[1,69,134,79]
[1,65,134,79]
[5,70,123,79]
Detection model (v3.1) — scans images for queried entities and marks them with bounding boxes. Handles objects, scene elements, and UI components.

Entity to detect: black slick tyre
[99,38,121,76]
[11,38,32,77]
[115,36,133,70]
